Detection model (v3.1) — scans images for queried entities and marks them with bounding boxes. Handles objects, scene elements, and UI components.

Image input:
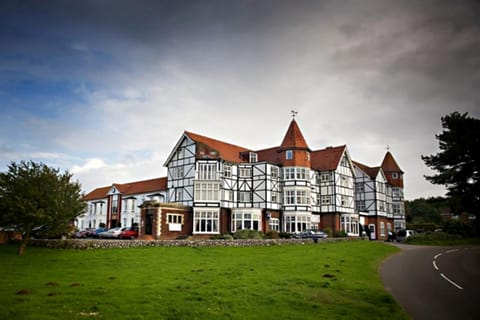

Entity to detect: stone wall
[28,237,352,250]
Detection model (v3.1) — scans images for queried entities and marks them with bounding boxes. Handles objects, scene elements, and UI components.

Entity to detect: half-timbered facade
[353,161,394,240]
[81,118,405,240]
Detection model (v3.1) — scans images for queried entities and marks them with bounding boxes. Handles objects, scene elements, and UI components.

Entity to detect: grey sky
[1,0,479,199]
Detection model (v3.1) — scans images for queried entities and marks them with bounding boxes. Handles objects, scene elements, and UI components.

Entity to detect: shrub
[323,228,333,237]
[335,230,348,238]
[265,231,280,239]
[211,234,234,240]
[443,220,472,237]
[233,229,264,239]
[278,232,292,239]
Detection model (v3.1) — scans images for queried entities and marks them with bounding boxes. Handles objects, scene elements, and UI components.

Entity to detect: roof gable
[311,145,346,171]
[185,131,251,163]
[353,161,381,179]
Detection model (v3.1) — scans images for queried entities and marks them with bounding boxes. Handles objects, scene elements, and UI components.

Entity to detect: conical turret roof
[279,119,310,151]
[381,151,403,173]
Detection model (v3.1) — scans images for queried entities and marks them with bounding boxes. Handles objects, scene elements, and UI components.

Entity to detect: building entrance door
[145,212,153,235]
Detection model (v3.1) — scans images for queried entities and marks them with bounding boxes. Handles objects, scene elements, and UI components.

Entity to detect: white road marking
[432,249,464,290]
[440,273,463,290]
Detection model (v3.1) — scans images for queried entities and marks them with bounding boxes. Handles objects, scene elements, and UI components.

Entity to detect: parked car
[98,227,125,239]
[119,227,139,239]
[293,230,328,240]
[396,229,416,242]
[91,227,108,238]
[75,228,94,238]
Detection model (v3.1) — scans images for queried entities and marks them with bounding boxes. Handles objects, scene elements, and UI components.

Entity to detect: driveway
[380,243,480,319]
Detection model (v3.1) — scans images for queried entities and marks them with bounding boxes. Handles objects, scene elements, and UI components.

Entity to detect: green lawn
[0,241,408,320]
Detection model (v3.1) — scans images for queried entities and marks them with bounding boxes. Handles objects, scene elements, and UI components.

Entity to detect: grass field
[0,241,408,320]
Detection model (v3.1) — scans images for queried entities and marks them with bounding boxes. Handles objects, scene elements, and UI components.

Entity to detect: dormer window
[249,152,257,163]
[286,150,293,160]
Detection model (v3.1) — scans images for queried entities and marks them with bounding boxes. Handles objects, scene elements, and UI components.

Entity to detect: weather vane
[291,110,298,118]
[386,145,390,151]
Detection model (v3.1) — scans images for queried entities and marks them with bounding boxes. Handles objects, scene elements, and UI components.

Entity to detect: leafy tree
[422,112,480,232]
[405,198,442,224]
[0,161,85,254]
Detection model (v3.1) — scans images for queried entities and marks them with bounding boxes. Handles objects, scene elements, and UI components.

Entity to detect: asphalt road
[381,243,480,320]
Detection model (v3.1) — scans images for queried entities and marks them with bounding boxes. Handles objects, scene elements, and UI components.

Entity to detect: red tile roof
[185,131,251,163]
[257,146,281,165]
[84,186,110,201]
[279,119,310,151]
[352,161,381,179]
[381,152,403,173]
[311,146,346,171]
[83,177,167,201]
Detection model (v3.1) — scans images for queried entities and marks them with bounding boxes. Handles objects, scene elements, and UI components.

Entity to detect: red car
[119,227,139,239]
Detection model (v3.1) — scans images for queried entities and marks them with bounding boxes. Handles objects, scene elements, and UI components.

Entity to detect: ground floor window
[340,214,359,235]
[269,218,280,232]
[284,214,311,233]
[231,209,262,232]
[193,209,219,234]
[380,221,385,237]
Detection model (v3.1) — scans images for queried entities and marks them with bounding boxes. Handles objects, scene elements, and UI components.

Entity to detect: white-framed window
[239,167,252,178]
[271,192,278,203]
[321,196,331,205]
[194,182,220,201]
[193,209,219,234]
[269,218,280,232]
[296,190,309,204]
[198,163,217,180]
[171,166,184,179]
[340,214,359,235]
[379,201,385,211]
[231,210,262,232]
[111,195,118,213]
[271,166,279,179]
[284,167,295,180]
[249,152,257,163]
[340,155,348,167]
[392,188,403,197]
[284,214,311,233]
[223,189,234,201]
[283,167,309,180]
[320,172,331,182]
[393,204,402,215]
[175,188,183,202]
[167,214,183,224]
[296,168,309,180]
[286,150,293,160]
[223,164,232,178]
[392,172,398,179]
[357,200,366,211]
[239,191,252,202]
[285,190,295,204]
[380,221,385,236]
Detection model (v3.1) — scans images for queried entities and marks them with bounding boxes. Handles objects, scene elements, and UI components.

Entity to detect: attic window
[249,152,258,163]
[392,173,398,179]
[286,150,293,160]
